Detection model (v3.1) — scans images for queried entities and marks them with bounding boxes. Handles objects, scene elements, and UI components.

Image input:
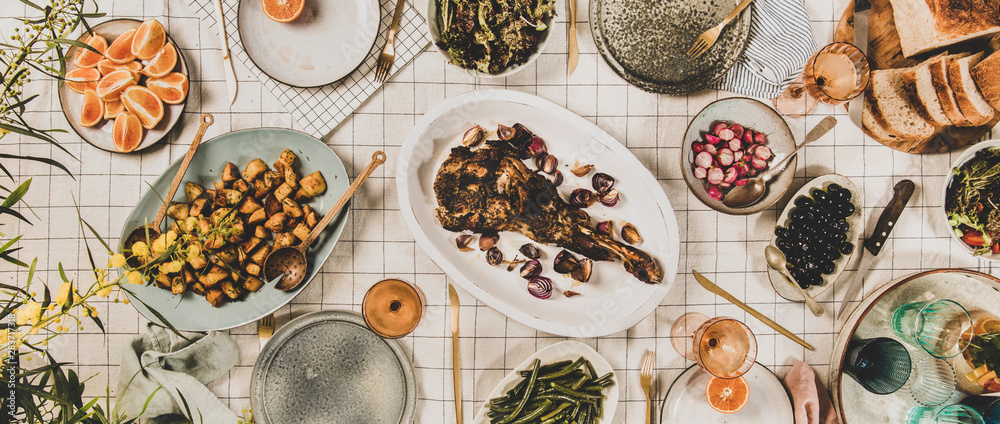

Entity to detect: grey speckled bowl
[590,0,751,94]
[250,310,415,424]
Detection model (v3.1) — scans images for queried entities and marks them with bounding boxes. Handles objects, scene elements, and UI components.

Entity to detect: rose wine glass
[671,313,758,379]
[773,42,871,117]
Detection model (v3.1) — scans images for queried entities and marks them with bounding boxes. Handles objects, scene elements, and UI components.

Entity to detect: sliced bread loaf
[901,65,952,126]
[971,49,1000,112]
[930,53,975,126]
[866,68,940,140]
[862,88,919,144]
[949,52,996,126]
[889,0,1000,57]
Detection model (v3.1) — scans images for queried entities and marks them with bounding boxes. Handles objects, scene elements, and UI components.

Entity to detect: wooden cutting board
[835,0,999,154]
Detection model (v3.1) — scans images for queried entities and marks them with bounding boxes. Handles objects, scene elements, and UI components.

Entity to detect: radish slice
[693,166,708,179]
[734,162,749,176]
[704,134,722,145]
[712,122,729,135]
[743,130,754,145]
[734,178,748,186]
[718,148,734,166]
[718,128,735,141]
[704,143,718,156]
[723,167,738,183]
[694,151,714,168]
[755,145,772,160]
[752,157,768,169]
[707,186,723,201]
[754,132,767,144]
[692,142,705,153]
[719,181,732,188]
[730,124,745,140]
[728,139,742,151]
[746,144,758,156]
[733,151,744,162]
[747,167,758,177]
[707,167,724,185]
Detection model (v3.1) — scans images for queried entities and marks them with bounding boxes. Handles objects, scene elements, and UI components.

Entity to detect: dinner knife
[448,283,463,424]
[567,0,578,76]
[847,0,870,127]
[836,179,915,319]
[213,0,238,105]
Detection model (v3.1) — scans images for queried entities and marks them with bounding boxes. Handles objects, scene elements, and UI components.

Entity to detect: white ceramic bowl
[942,139,1000,261]
[426,1,553,78]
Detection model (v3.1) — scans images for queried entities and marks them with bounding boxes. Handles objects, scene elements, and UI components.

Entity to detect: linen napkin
[184,0,430,139]
[782,361,840,424]
[117,323,239,424]
[711,0,817,99]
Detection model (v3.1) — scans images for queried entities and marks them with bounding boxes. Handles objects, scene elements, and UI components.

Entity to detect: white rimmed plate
[943,139,1000,261]
[396,89,680,337]
[767,174,864,301]
[238,0,379,87]
[660,363,793,423]
[472,340,619,423]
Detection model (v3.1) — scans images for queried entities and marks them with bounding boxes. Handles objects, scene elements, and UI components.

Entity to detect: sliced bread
[862,87,919,144]
[949,52,996,126]
[930,53,975,126]
[901,65,952,126]
[889,0,1000,57]
[866,68,940,140]
[971,49,1000,111]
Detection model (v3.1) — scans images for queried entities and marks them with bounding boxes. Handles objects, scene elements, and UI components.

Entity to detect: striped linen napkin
[711,0,817,99]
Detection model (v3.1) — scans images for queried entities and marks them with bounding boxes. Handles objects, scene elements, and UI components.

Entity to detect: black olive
[775,227,791,239]
[803,261,817,272]
[825,249,841,261]
[838,203,856,218]
[821,261,836,274]
[840,241,855,255]
[790,209,807,221]
[794,196,814,208]
[833,220,849,232]
[811,188,829,203]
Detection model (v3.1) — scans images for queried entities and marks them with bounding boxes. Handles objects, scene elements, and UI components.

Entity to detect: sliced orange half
[112,112,144,153]
[65,67,101,94]
[121,86,164,130]
[105,27,137,64]
[73,34,107,69]
[104,98,125,120]
[79,90,104,128]
[145,72,188,105]
[96,69,136,101]
[262,0,304,23]
[706,376,749,414]
[131,19,167,61]
[142,43,177,78]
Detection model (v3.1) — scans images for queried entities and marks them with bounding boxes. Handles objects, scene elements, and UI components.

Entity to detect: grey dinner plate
[251,310,416,424]
[590,0,751,95]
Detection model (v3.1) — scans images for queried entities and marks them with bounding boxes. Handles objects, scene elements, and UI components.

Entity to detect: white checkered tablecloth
[3,0,999,422]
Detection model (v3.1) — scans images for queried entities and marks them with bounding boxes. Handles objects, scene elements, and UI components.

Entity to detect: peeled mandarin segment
[105,27,138,64]
[142,43,177,79]
[96,69,136,101]
[72,34,107,69]
[262,0,305,23]
[146,72,189,105]
[104,99,125,120]
[79,90,105,128]
[121,86,164,130]
[131,19,167,61]
[65,67,101,94]
[112,112,144,153]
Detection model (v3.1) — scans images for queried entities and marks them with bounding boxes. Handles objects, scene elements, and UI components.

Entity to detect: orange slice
[142,43,177,78]
[65,67,101,94]
[975,317,1000,335]
[112,112,144,153]
[262,0,304,23]
[131,19,167,61]
[104,98,125,120]
[97,59,142,77]
[105,27,137,64]
[73,34,107,69]
[121,86,164,130]
[79,90,104,128]
[145,72,188,104]
[96,69,137,101]
[706,376,749,414]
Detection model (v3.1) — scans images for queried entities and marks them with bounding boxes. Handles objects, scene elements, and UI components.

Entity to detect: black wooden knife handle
[864,179,915,255]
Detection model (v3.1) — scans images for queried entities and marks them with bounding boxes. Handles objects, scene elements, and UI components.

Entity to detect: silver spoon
[723,116,838,208]
[765,245,823,317]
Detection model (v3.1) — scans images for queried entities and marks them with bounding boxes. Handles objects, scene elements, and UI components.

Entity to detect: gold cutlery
[567,0,578,75]
[448,283,463,424]
[687,0,755,59]
[374,0,407,82]
[212,0,238,104]
[639,350,655,424]
[693,270,814,350]
[258,313,274,350]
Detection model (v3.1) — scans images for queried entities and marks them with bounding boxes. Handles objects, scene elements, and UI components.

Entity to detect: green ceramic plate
[591,0,751,95]
[119,128,350,331]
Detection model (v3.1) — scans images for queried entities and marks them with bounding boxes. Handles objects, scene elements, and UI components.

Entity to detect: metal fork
[639,350,655,424]
[686,0,756,59]
[258,313,274,350]
[374,0,407,82]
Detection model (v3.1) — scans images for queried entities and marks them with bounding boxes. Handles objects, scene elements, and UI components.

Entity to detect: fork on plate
[374,0,408,82]
[639,350,655,424]
[686,0,756,59]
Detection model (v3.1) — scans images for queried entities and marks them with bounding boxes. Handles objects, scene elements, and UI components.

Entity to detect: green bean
[511,399,553,424]
[538,357,586,381]
[540,402,573,421]
[501,359,541,424]
[536,393,583,404]
[551,383,605,400]
[570,375,589,390]
[584,360,598,379]
[519,360,572,377]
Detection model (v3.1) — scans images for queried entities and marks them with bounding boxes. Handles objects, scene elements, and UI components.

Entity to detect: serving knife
[567,0,578,75]
[213,0,238,105]
[847,0,870,127]
[448,283,463,424]
[836,179,915,319]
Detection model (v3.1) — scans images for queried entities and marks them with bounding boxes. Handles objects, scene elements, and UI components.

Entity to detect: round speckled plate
[660,363,793,423]
[251,310,416,424]
[590,0,751,95]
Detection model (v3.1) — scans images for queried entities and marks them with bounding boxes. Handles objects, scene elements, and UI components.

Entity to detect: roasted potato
[283,167,299,188]
[282,198,303,218]
[254,226,271,240]
[249,244,271,264]
[222,162,241,183]
[274,182,295,202]
[242,159,268,181]
[185,182,205,202]
[292,222,311,242]
[189,198,209,218]
[205,288,226,307]
[232,179,250,193]
[245,263,261,277]
[170,275,186,295]
[239,197,263,215]
[305,210,319,228]
[214,181,226,191]
[274,232,296,249]
[264,212,287,232]
[263,194,282,216]
[299,171,326,197]
[243,276,264,292]
[248,208,267,225]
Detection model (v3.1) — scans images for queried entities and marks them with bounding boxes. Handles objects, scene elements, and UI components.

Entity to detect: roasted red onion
[553,250,580,274]
[599,189,619,207]
[571,164,594,177]
[571,258,593,283]
[456,234,474,252]
[462,125,485,147]
[541,155,558,174]
[570,189,596,208]
[551,170,564,187]
[526,136,547,157]
[486,247,503,265]
[596,220,614,236]
[527,277,553,299]
[519,243,541,259]
[520,260,542,279]
[592,173,615,194]
[479,233,499,251]
[497,124,516,141]
[621,222,641,244]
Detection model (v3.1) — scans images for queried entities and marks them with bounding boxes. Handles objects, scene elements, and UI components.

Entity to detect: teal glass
[843,337,911,395]
[908,357,956,407]
[961,396,1000,424]
[891,299,972,358]
[907,405,984,424]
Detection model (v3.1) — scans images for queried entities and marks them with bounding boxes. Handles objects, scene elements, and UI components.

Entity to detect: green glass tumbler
[907,404,984,424]
[891,299,972,358]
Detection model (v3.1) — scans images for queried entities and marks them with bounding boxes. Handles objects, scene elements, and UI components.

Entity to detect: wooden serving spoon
[264,151,387,291]
[123,114,214,264]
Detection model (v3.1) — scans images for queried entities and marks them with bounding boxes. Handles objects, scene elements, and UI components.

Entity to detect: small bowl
[767,174,864,301]
[942,139,1000,261]
[680,97,796,215]
[426,1,552,78]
